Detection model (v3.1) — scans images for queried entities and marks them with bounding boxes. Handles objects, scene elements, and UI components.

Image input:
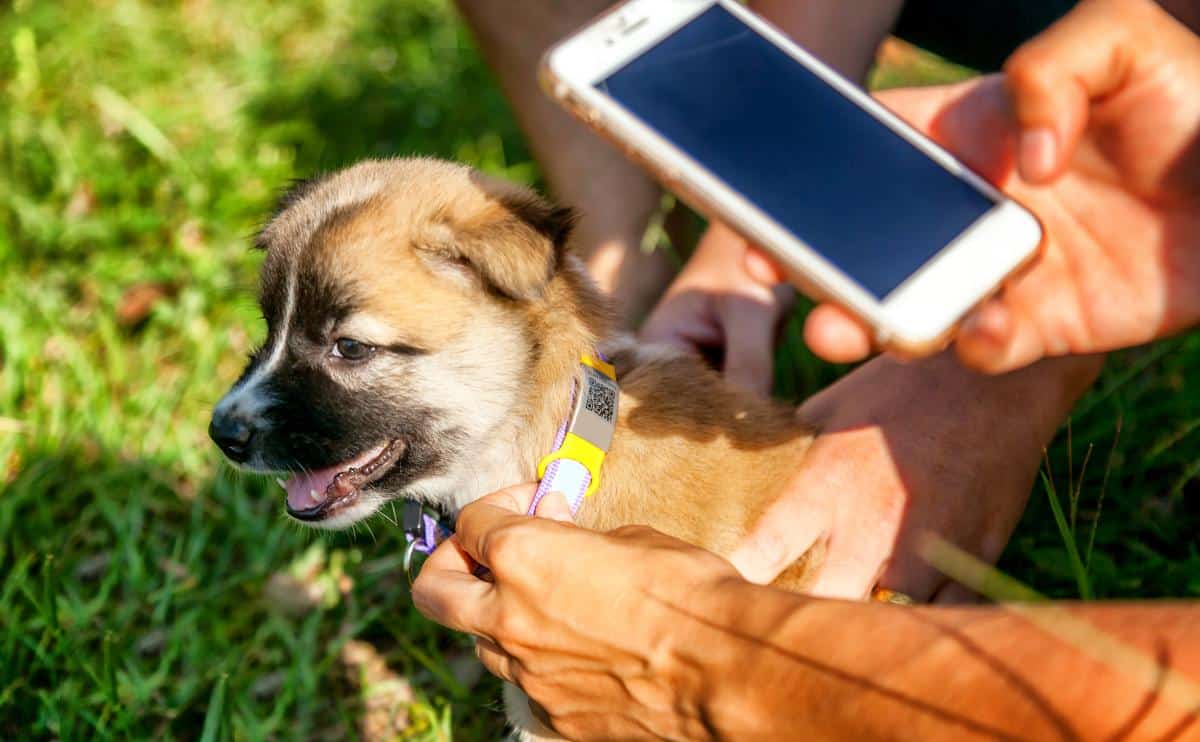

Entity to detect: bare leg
[454,0,673,324]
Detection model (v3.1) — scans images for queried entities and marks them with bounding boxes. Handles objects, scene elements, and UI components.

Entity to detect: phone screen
[596,5,997,300]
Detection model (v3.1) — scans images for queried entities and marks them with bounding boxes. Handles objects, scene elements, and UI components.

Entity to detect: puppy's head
[209,158,582,528]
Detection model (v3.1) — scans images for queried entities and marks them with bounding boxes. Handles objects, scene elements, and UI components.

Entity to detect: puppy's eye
[331,338,374,362]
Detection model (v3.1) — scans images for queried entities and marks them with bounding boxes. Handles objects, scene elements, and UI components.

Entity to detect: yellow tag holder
[536,355,618,499]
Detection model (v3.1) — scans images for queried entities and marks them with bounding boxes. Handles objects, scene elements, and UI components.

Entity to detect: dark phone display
[597,5,995,299]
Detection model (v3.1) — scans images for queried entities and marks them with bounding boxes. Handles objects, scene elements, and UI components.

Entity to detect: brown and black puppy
[210,157,817,736]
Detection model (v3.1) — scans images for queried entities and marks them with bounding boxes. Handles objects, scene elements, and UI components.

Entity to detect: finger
[411,537,494,634]
[414,485,548,634]
[728,511,828,585]
[532,490,573,523]
[455,484,570,572]
[955,299,1015,370]
[640,299,723,352]
[451,484,539,567]
[923,77,1018,186]
[955,300,1048,373]
[802,304,873,363]
[1003,1,1136,183]
[875,83,970,134]
[744,245,786,284]
[728,476,832,584]
[475,637,518,684]
[720,295,780,397]
[806,549,885,601]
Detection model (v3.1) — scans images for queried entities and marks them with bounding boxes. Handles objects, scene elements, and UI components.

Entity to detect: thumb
[720,294,783,397]
[1002,0,1136,183]
[532,490,574,523]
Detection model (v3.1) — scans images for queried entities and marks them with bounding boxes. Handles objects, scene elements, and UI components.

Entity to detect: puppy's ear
[420,178,578,301]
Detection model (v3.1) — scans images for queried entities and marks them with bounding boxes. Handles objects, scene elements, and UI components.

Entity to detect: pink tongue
[282,444,388,512]
[284,467,341,511]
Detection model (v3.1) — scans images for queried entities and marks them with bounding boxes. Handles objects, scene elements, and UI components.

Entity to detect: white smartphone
[541,0,1043,355]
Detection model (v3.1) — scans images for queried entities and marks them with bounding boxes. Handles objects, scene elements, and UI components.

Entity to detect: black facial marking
[255,356,453,488]
[294,266,359,345]
[271,175,328,220]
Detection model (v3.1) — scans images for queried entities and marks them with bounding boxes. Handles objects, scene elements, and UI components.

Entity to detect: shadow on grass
[0,441,500,739]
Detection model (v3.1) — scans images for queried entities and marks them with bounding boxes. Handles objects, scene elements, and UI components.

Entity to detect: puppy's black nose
[209,413,255,463]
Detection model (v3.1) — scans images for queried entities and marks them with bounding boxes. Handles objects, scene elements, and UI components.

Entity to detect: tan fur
[264,158,819,738]
[271,157,817,576]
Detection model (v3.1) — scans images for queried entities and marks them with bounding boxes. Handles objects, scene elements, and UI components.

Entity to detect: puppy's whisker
[377,504,398,528]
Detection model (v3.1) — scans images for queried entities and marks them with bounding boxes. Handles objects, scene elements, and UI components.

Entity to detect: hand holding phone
[800,0,1200,371]
[542,0,1043,357]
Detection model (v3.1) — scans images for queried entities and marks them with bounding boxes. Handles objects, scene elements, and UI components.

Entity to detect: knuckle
[484,523,530,564]
[1003,49,1054,94]
[491,605,532,643]
[436,599,472,632]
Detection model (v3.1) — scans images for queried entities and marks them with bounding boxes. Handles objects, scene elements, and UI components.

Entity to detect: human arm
[414,488,1200,740]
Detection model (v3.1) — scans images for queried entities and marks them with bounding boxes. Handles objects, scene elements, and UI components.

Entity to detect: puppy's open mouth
[282,439,406,521]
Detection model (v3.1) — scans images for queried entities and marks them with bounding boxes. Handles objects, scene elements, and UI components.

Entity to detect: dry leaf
[341,639,415,741]
[116,282,174,328]
[65,182,96,219]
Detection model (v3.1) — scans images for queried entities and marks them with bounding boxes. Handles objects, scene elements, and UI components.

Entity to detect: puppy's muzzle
[209,410,256,463]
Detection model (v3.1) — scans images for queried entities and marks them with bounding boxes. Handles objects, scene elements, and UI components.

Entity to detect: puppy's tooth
[275,477,287,490]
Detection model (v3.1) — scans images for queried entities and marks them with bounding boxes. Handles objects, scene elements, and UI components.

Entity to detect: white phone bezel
[544,0,1043,351]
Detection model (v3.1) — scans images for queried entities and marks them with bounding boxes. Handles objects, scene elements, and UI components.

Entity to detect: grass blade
[199,673,228,742]
[921,536,1045,602]
[1041,469,1093,600]
[91,85,190,176]
[41,554,58,633]
[1086,418,1121,570]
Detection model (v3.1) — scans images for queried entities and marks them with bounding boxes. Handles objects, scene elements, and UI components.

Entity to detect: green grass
[1,1,1199,738]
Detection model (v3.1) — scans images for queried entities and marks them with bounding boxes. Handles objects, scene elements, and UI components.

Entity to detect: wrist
[681,578,838,737]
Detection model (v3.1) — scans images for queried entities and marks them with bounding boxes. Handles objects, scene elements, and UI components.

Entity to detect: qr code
[583,377,617,423]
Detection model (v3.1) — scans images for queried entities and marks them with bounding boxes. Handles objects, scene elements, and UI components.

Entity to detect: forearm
[689,581,1200,739]
[1159,0,1200,32]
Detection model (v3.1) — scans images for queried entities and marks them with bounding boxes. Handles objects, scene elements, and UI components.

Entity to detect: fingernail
[961,310,985,336]
[744,248,781,285]
[540,492,575,523]
[1019,128,1057,182]
[961,303,1008,345]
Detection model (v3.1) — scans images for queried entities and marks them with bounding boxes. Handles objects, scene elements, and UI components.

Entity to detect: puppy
[211,158,818,738]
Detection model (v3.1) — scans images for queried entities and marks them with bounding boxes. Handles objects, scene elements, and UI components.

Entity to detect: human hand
[801,0,1200,372]
[640,221,793,397]
[412,485,745,740]
[728,351,1102,600]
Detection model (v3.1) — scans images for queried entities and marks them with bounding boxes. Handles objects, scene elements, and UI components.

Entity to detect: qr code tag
[583,373,617,423]
[569,368,619,451]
